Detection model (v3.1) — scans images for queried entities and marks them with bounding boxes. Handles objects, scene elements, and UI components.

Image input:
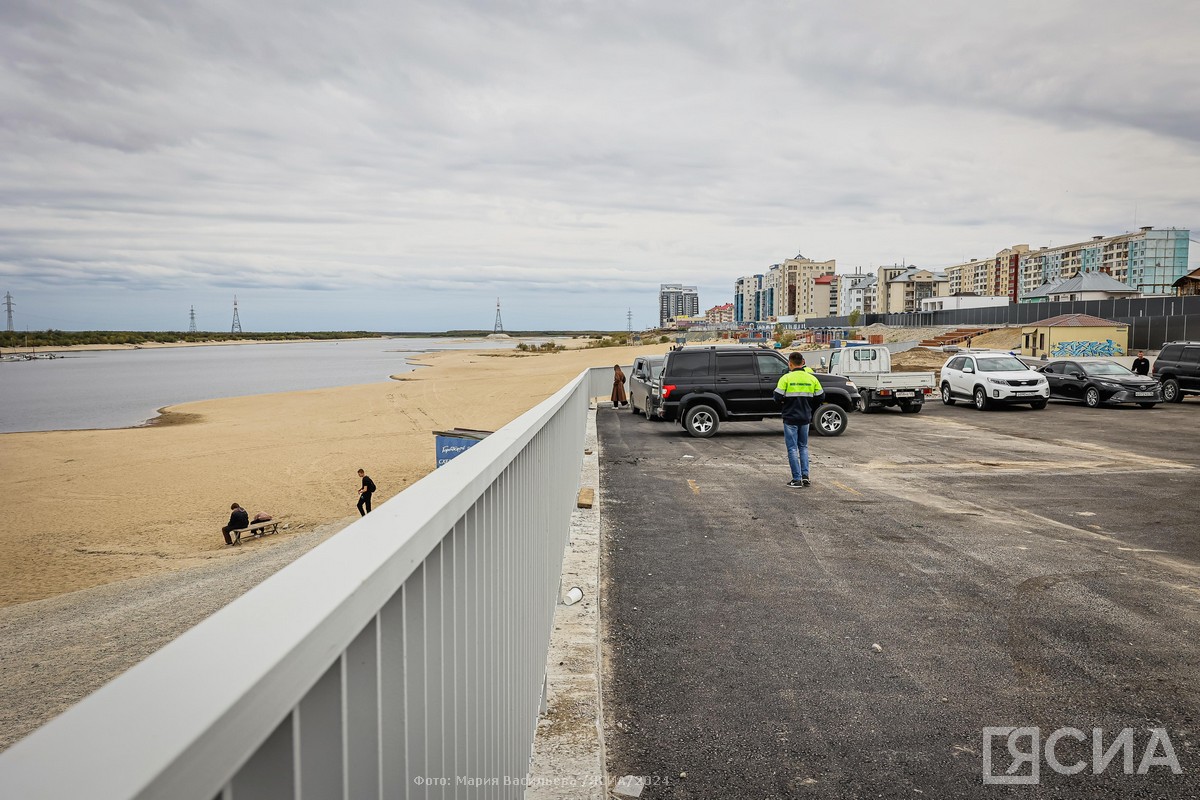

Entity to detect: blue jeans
[784,423,809,481]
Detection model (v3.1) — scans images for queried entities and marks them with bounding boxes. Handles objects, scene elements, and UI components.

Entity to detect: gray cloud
[0,0,1197,329]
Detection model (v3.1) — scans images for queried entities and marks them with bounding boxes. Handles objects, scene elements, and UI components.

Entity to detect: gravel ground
[0,517,352,752]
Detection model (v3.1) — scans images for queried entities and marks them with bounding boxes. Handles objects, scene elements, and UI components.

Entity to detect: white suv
[940,352,1049,410]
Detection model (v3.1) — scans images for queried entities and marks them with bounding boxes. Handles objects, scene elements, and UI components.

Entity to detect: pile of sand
[858,323,955,343]
[966,327,1023,350]
[891,347,949,376]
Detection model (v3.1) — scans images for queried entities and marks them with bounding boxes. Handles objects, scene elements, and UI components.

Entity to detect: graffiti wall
[1050,339,1125,357]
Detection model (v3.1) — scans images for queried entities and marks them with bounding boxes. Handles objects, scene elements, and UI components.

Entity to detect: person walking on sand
[774,352,823,488]
[221,502,249,546]
[611,364,628,407]
[1132,351,1150,375]
[357,469,376,516]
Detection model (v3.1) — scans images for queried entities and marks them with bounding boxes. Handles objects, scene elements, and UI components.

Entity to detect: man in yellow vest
[773,352,824,488]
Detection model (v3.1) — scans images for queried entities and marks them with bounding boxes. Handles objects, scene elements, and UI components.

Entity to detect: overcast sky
[2,0,1198,331]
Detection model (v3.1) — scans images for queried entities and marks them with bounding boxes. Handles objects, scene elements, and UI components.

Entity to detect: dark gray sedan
[629,355,665,419]
[1038,359,1162,408]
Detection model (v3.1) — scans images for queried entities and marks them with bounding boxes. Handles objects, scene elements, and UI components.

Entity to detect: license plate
[895,391,915,397]
[1013,391,1036,396]
[1136,391,1155,397]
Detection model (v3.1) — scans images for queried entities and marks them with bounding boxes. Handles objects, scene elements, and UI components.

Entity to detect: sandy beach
[0,343,666,608]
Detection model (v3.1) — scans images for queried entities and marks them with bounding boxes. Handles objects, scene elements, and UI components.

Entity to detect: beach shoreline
[0,342,666,608]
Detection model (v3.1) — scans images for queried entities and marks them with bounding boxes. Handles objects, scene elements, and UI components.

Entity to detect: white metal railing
[0,368,612,799]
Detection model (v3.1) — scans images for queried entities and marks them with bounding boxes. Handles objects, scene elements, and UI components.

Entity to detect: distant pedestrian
[1132,351,1150,375]
[221,502,249,546]
[611,365,628,407]
[774,352,824,488]
[357,469,376,516]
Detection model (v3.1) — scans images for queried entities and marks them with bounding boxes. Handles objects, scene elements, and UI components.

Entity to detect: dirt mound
[890,347,948,373]
[968,327,1022,350]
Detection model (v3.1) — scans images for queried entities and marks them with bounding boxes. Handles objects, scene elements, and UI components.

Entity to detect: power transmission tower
[627,308,633,334]
[231,296,243,334]
[3,292,13,332]
[188,305,197,333]
[493,298,504,333]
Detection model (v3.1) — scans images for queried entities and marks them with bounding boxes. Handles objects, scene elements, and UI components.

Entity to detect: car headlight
[986,377,1008,385]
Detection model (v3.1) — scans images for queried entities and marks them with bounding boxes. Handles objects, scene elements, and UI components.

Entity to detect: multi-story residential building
[811,274,839,319]
[838,270,874,316]
[876,265,949,313]
[659,284,699,328]
[942,245,1028,302]
[735,253,836,323]
[704,303,735,325]
[734,274,764,324]
[1018,227,1190,300]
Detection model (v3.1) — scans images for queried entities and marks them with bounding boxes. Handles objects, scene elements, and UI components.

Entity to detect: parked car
[826,344,935,414]
[1038,359,1162,408]
[657,345,862,438]
[629,355,665,419]
[940,352,1049,410]
[1152,341,1200,403]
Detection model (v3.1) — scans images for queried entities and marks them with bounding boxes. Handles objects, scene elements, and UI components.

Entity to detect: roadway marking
[687,479,700,496]
[831,481,862,496]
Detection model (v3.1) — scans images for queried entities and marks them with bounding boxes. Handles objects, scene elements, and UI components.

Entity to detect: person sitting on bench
[222,502,249,546]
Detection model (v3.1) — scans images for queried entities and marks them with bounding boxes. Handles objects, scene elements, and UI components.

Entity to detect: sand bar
[0,343,667,607]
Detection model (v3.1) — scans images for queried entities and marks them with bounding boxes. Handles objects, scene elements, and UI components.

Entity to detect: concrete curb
[527,408,607,798]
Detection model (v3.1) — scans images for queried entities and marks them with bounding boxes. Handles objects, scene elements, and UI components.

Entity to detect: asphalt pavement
[598,395,1200,798]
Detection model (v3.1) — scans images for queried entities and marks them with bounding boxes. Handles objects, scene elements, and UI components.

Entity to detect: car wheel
[856,396,869,413]
[973,386,990,411]
[683,404,719,438]
[1163,378,1183,403]
[1030,399,1047,410]
[1084,386,1102,408]
[1138,402,1157,409]
[941,383,956,406]
[899,401,921,414]
[811,403,848,436]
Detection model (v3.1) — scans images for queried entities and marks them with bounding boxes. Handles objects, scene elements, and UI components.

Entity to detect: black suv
[657,346,862,438]
[1152,341,1200,402]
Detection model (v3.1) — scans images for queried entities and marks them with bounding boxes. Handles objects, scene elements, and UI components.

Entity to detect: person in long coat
[611,364,628,407]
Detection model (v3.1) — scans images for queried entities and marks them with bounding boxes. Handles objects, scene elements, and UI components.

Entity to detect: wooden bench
[230,520,281,545]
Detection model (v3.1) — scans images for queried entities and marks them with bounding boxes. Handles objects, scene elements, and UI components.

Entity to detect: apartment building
[811,275,839,318]
[942,245,1029,302]
[659,284,699,328]
[875,265,949,314]
[705,303,735,324]
[734,253,836,323]
[838,270,875,316]
[1018,227,1190,300]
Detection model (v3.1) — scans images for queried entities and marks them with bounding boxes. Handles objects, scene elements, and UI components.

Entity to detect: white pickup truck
[825,345,936,414]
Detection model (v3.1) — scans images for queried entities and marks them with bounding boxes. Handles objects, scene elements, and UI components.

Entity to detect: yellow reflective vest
[774,369,824,425]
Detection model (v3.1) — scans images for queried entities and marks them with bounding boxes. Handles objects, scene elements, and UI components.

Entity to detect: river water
[0,337,518,433]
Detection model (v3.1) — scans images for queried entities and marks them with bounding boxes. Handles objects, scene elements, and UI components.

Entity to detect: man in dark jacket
[222,502,249,546]
[357,469,376,516]
[773,352,824,488]
[1132,351,1150,375]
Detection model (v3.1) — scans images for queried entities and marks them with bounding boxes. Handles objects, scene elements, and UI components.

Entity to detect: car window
[852,348,878,362]
[1085,361,1132,376]
[668,351,711,378]
[755,353,788,378]
[1041,362,1060,374]
[651,364,664,380]
[977,356,1028,372]
[946,357,963,370]
[716,352,756,375]
[1158,345,1183,361]
[1182,347,1200,364]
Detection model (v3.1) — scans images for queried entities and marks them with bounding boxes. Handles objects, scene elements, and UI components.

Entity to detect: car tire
[1084,386,1102,408]
[1138,402,1157,409]
[1030,399,1047,410]
[683,404,719,438]
[973,386,990,410]
[856,396,869,413]
[1163,378,1183,403]
[811,403,848,436]
[899,401,921,414]
[941,383,956,406]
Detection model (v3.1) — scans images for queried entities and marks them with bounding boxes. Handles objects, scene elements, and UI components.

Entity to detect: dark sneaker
[786,479,804,488]
[801,477,812,487]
